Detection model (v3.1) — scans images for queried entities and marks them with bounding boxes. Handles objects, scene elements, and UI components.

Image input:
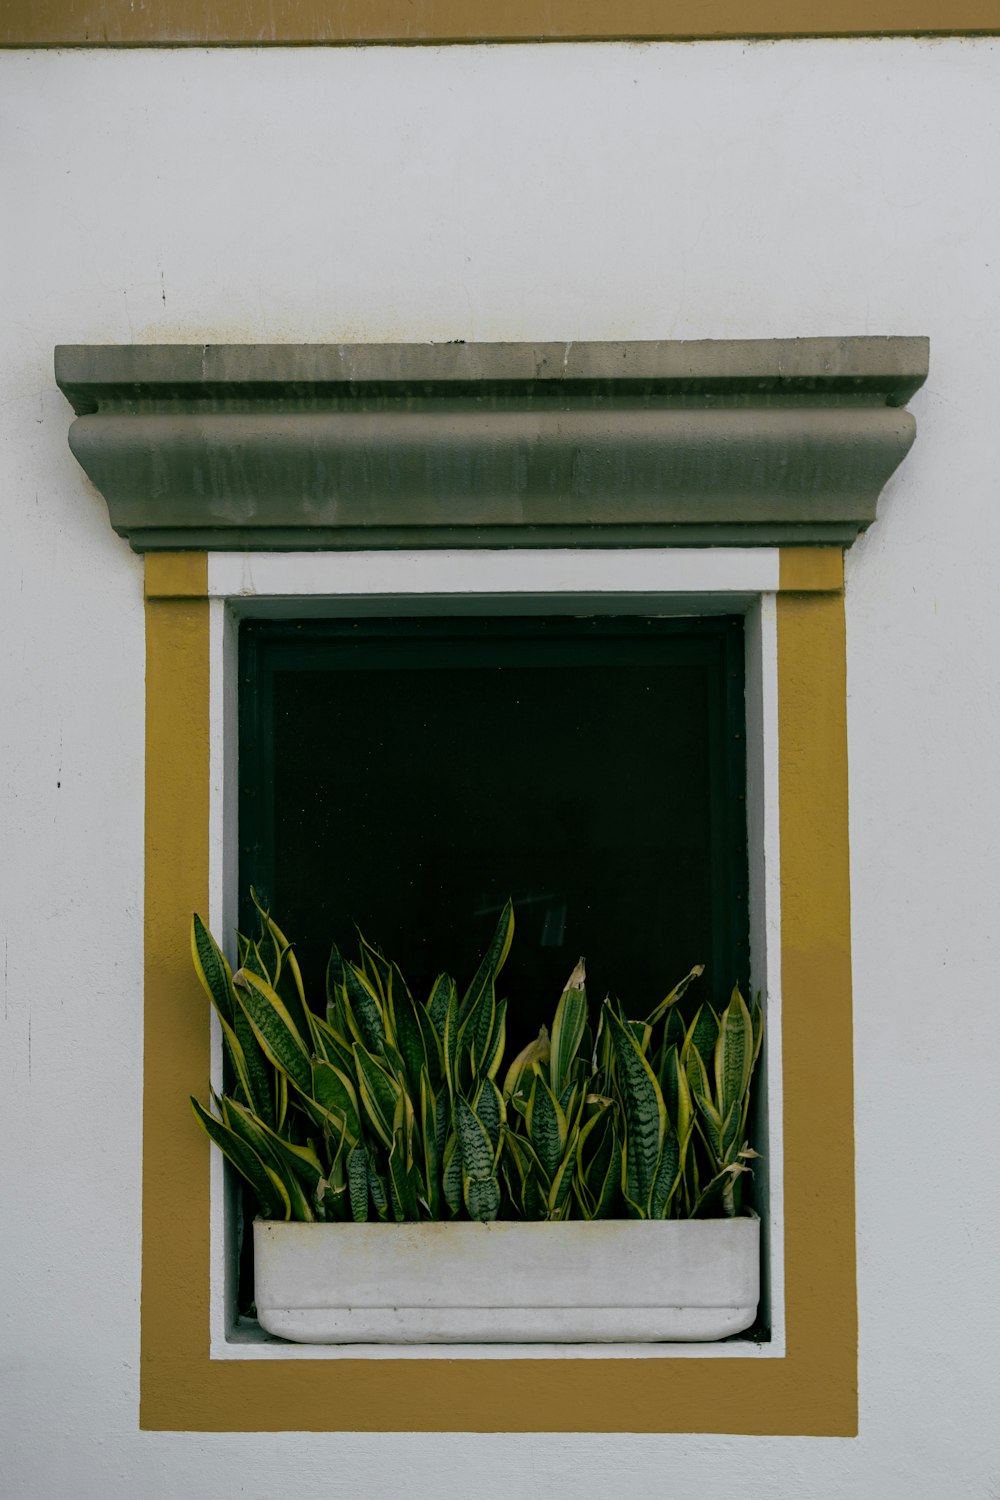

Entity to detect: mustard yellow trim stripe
[145,552,208,600]
[779,547,845,594]
[5,0,1000,45]
[141,560,856,1433]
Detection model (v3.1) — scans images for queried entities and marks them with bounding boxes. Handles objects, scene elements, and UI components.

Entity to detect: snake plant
[190,896,763,1223]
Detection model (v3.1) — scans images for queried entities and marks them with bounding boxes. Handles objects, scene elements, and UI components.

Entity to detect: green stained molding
[55,339,928,552]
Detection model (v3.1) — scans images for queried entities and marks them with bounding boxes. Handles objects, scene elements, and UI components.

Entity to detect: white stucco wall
[2,38,999,1498]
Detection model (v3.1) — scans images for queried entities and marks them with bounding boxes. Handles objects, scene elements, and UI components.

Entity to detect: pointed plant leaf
[442,1133,463,1217]
[353,1043,401,1149]
[649,1129,681,1218]
[223,1097,324,1192]
[473,1078,505,1156]
[189,1096,290,1221]
[342,962,387,1054]
[426,973,454,1040]
[644,963,706,1028]
[348,1143,369,1222]
[191,914,236,1027]
[235,970,312,1093]
[482,997,507,1083]
[388,963,429,1098]
[455,1095,496,1183]
[459,898,514,1023]
[525,1072,566,1181]
[606,1004,666,1208]
[690,1005,720,1070]
[233,1005,275,1130]
[715,986,755,1118]
[464,1174,500,1222]
[311,1059,362,1144]
[502,1026,550,1100]
[550,960,588,1097]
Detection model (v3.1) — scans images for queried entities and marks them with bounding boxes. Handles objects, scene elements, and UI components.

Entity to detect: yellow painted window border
[141,546,856,1435]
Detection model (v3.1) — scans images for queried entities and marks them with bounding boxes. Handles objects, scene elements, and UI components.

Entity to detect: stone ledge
[55,338,928,552]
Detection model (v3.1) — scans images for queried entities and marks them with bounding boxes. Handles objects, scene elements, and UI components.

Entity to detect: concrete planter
[253,1215,759,1344]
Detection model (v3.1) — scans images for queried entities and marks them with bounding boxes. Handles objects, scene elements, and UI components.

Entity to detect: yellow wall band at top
[4,0,1000,44]
[140,550,857,1434]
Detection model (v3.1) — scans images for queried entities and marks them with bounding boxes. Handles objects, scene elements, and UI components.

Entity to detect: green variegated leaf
[348,1143,369,1222]
[442,980,460,1101]
[575,1104,617,1218]
[222,1097,324,1194]
[464,1175,500,1222]
[353,1043,401,1148]
[525,1072,566,1181]
[309,1013,355,1075]
[388,963,428,1098]
[473,1078,505,1156]
[715,986,754,1119]
[233,1005,275,1130]
[434,1087,450,1161]
[621,1137,645,1218]
[663,1005,687,1055]
[502,1026,550,1100]
[442,1133,463,1216]
[644,963,706,1028]
[659,1042,680,1130]
[389,1097,420,1222]
[589,1117,621,1220]
[690,1004,720,1070]
[546,1128,579,1220]
[550,959,588,1097]
[459,898,514,1023]
[249,887,281,982]
[752,997,764,1069]
[693,1096,725,1160]
[342,962,387,1053]
[326,940,346,1009]
[692,1161,750,1218]
[459,977,495,1076]
[357,931,391,1005]
[213,1009,257,1118]
[670,1047,694,1160]
[367,1158,390,1222]
[481,997,507,1083]
[271,933,314,1055]
[606,1004,666,1208]
[190,1096,291,1221]
[628,1020,652,1055]
[235,970,313,1093]
[419,1070,441,1218]
[311,1060,362,1144]
[649,1129,681,1218]
[191,914,236,1026]
[426,973,454,1040]
[455,1095,495,1183]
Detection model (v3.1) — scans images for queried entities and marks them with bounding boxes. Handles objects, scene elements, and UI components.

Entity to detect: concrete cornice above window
[55,337,928,553]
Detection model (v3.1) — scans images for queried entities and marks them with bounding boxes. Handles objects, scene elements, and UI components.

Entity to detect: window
[58,336,926,1432]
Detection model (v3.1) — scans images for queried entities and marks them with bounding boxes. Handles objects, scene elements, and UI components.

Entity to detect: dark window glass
[240,616,748,1051]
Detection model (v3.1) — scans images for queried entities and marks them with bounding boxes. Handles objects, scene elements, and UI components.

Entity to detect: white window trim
[205,547,784,1361]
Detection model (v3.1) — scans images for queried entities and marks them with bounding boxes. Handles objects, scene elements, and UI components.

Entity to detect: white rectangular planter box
[254,1216,760,1344]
